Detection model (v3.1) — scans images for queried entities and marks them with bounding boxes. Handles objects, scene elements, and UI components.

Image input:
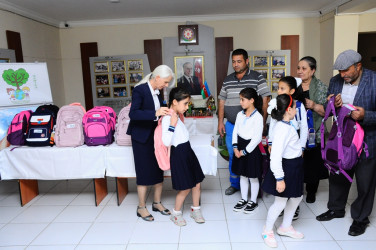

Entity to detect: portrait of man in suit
[177,62,201,95]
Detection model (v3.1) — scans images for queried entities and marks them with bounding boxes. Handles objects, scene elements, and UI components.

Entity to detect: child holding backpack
[231,88,263,213]
[262,94,304,248]
[161,87,205,227]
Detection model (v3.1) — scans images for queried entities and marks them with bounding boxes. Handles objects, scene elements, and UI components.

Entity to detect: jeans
[225,121,240,189]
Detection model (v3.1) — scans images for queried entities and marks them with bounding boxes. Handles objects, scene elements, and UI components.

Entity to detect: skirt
[170,141,205,190]
[231,136,262,178]
[303,144,329,183]
[131,135,164,186]
[262,157,304,198]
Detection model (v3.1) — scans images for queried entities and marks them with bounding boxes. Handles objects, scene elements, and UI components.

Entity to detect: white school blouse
[232,110,263,154]
[270,121,302,179]
[161,115,189,147]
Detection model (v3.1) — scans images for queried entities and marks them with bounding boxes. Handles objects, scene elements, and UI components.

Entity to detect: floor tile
[218,168,230,179]
[0,206,25,223]
[80,222,135,245]
[183,203,226,221]
[54,205,104,222]
[33,193,79,206]
[179,243,231,250]
[0,223,48,246]
[232,242,286,250]
[180,220,229,243]
[31,222,91,245]
[337,240,376,250]
[129,221,180,244]
[127,244,177,250]
[76,245,127,250]
[95,205,138,222]
[224,201,268,220]
[13,205,66,223]
[279,219,333,241]
[283,241,341,250]
[305,200,351,217]
[0,247,27,250]
[227,219,281,243]
[27,246,76,250]
[200,178,221,190]
[146,190,177,205]
[107,191,138,206]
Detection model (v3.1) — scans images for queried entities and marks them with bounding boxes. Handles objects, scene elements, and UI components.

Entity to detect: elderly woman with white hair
[127,65,174,221]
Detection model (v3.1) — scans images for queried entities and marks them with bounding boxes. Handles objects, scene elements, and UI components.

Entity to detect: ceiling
[0,0,375,28]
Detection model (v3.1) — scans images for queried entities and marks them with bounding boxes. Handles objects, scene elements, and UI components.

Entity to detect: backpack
[36,104,60,119]
[296,101,315,148]
[154,110,184,171]
[83,106,115,146]
[115,103,132,146]
[55,103,86,147]
[26,107,57,146]
[320,96,369,182]
[7,110,32,145]
[91,106,117,133]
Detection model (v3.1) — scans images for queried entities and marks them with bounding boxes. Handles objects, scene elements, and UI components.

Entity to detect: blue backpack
[296,101,315,148]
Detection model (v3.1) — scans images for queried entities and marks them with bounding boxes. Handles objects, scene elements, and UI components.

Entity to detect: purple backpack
[320,96,369,182]
[83,106,115,146]
[7,110,32,145]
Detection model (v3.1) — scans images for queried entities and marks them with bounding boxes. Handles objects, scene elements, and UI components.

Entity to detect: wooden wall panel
[80,42,98,110]
[144,39,162,71]
[215,37,233,96]
[281,35,299,76]
[6,30,24,62]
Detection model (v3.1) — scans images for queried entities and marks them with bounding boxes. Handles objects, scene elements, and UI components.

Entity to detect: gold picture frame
[128,59,143,71]
[271,68,286,79]
[253,56,268,67]
[271,81,279,93]
[94,61,109,73]
[111,60,125,72]
[96,86,111,98]
[95,74,109,85]
[112,73,126,84]
[254,68,268,80]
[129,72,143,84]
[271,56,286,67]
[0,58,10,63]
[174,55,204,96]
[113,86,128,97]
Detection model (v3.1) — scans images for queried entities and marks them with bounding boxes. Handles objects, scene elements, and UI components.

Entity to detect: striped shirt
[218,68,271,123]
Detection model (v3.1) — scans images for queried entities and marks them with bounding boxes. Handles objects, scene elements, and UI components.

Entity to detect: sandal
[152,201,171,215]
[136,206,154,222]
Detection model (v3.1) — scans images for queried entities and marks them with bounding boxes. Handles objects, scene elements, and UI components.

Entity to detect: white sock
[281,196,303,228]
[265,196,288,231]
[249,178,259,203]
[191,206,200,210]
[240,176,249,201]
[173,209,182,215]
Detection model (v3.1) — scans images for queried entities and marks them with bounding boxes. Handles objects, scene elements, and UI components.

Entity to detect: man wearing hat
[316,49,376,236]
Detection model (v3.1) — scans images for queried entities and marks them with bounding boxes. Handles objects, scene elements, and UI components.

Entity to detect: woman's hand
[156,107,169,117]
[276,180,286,193]
[305,98,316,110]
[170,112,178,127]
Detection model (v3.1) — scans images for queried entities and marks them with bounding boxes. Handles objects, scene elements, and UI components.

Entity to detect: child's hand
[170,112,178,127]
[276,180,285,193]
[233,148,240,158]
[268,145,272,154]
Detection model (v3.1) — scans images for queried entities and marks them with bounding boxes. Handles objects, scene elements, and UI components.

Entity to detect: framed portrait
[272,56,286,67]
[271,68,286,79]
[254,69,268,79]
[178,25,199,45]
[253,56,268,67]
[271,81,279,93]
[96,87,111,98]
[95,74,109,85]
[94,61,109,73]
[129,72,143,84]
[111,60,125,72]
[129,85,136,96]
[128,59,143,71]
[174,55,204,96]
[0,58,10,63]
[112,73,126,84]
[248,56,252,67]
[113,87,127,97]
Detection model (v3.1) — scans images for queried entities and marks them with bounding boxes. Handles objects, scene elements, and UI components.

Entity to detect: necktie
[189,78,194,89]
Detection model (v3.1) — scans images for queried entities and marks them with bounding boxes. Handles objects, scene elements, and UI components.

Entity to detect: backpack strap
[321,96,336,157]
[70,102,86,113]
[295,101,301,121]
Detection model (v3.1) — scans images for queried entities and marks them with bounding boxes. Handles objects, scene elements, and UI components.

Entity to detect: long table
[0,135,217,206]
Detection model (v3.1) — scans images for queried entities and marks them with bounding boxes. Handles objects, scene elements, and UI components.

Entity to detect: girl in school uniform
[262,94,304,248]
[161,87,205,227]
[231,88,264,213]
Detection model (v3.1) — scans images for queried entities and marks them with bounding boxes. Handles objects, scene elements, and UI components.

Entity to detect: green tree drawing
[2,68,29,90]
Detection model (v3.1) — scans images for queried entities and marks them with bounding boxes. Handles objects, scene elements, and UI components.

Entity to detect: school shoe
[225,186,239,195]
[348,220,368,236]
[233,199,248,212]
[293,206,300,221]
[277,226,304,239]
[170,212,187,227]
[306,193,316,203]
[244,201,258,214]
[262,226,278,248]
[190,208,205,224]
[316,209,345,221]
[136,206,154,222]
[152,201,171,215]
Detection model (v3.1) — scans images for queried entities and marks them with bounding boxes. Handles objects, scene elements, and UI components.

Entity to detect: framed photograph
[271,81,279,93]
[111,60,125,72]
[174,55,204,96]
[0,58,10,63]
[178,25,199,45]
[95,74,109,85]
[129,85,136,96]
[113,87,127,97]
[112,73,126,84]
[128,59,143,71]
[94,61,109,73]
[248,56,252,67]
[129,72,143,84]
[254,69,268,79]
[96,87,111,98]
[272,56,286,67]
[271,68,286,79]
[253,56,268,67]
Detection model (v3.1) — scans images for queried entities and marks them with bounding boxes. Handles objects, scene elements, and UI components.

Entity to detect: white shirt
[341,81,358,105]
[232,110,263,153]
[184,75,193,83]
[270,121,302,179]
[161,115,189,147]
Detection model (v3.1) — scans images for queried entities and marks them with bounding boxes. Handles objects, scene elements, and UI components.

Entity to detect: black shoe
[293,206,300,221]
[233,199,247,211]
[316,210,345,221]
[244,201,258,213]
[348,221,368,236]
[152,201,171,215]
[136,206,154,222]
[306,193,316,203]
[225,186,239,195]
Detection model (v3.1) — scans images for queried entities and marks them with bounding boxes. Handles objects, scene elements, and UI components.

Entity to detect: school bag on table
[7,110,33,146]
[320,96,368,182]
[55,103,86,147]
[115,103,132,146]
[83,106,116,146]
[25,104,59,146]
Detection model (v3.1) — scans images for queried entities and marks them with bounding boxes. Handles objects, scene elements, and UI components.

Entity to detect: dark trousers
[328,158,376,224]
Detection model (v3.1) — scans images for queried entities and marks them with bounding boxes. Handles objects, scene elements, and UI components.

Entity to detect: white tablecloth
[184,115,217,135]
[0,135,217,180]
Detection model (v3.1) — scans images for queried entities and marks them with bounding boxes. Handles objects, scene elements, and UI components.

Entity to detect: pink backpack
[91,106,117,132]
[154,110,184,171]
[115,103,132,146]
[83,106,115,146]
[55,103,86,147]
[7,110,32,145]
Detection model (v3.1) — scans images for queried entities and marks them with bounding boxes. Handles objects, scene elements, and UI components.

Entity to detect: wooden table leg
[18,180,39,206]
[93,178,108,206]
[116,177,128,206]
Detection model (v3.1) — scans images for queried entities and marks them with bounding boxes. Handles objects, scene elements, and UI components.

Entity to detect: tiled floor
[1,156,376,249]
